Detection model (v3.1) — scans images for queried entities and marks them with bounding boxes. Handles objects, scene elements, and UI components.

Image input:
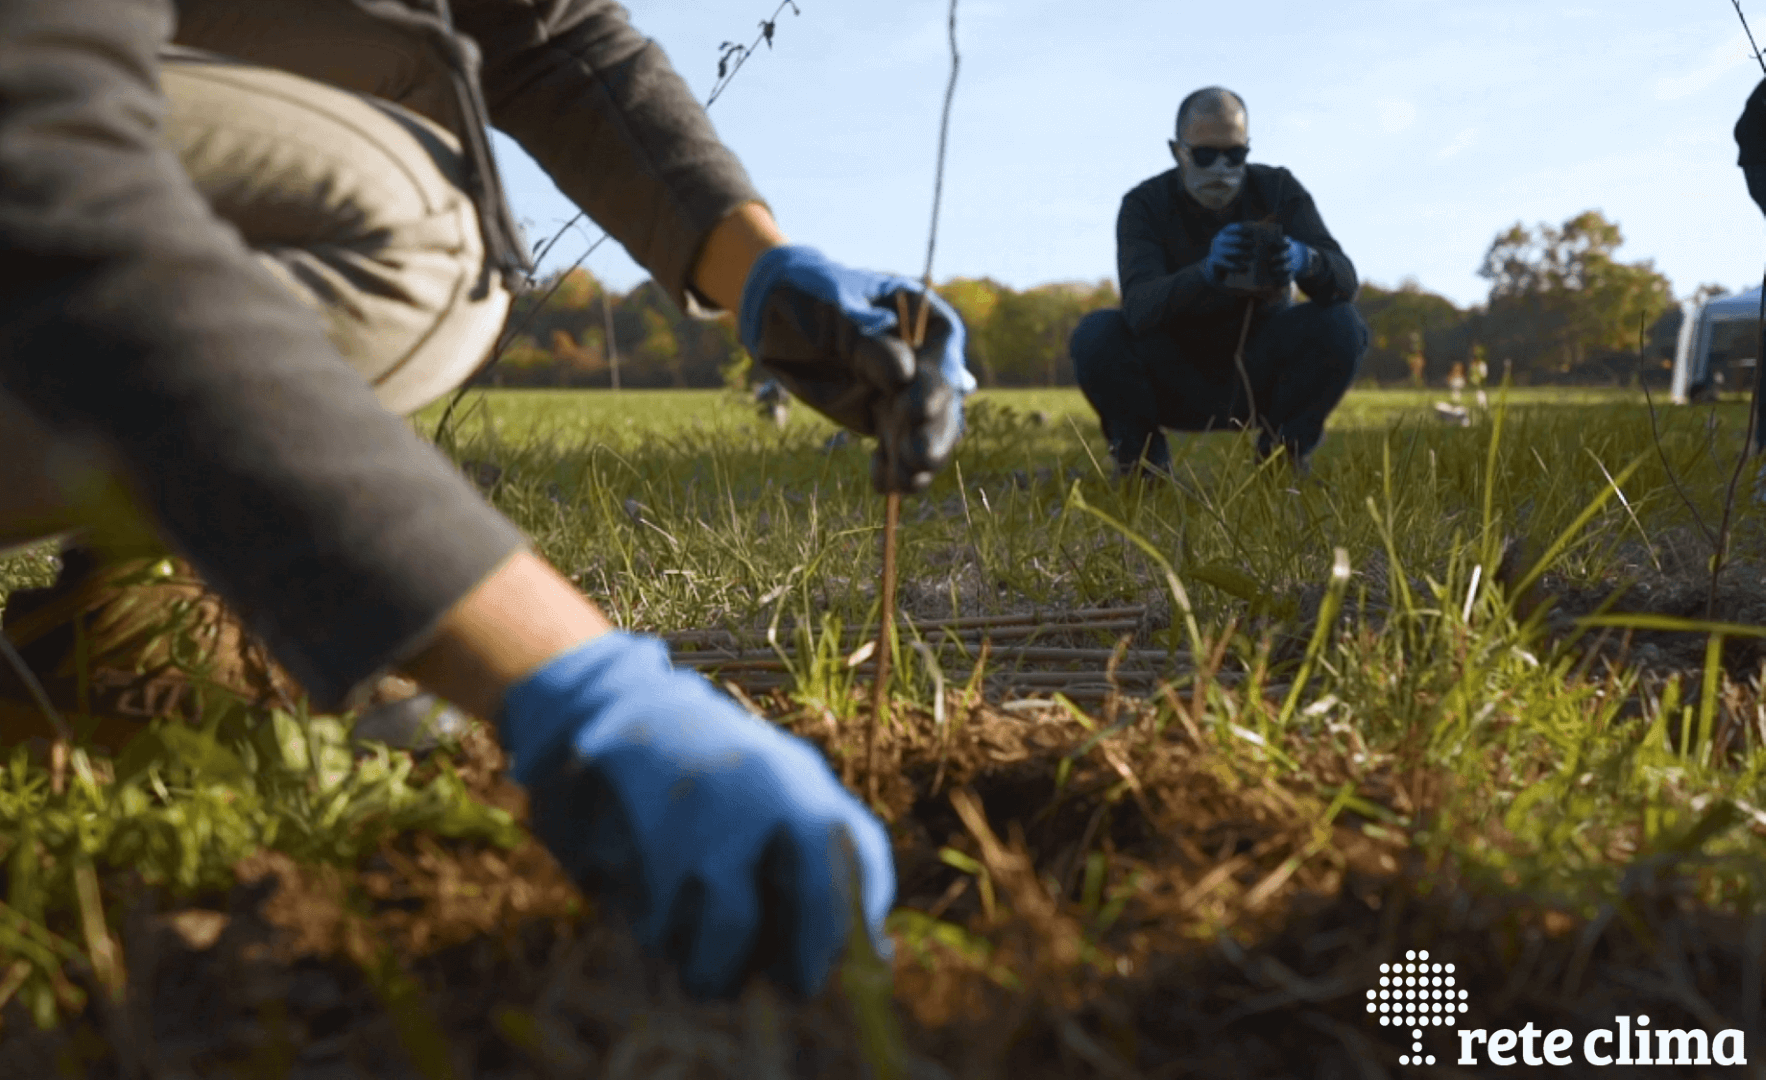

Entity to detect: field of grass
[6,383,1766,1076]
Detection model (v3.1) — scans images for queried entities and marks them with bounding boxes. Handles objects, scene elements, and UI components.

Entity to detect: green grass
[418,384,1649,444]
[410,385,1758,637]
[412,383,1766,901]
[6,382,1766,1037]
[0,706,521,1029]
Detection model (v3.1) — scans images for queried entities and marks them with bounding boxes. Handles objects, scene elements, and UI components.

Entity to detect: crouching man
[0,0,975,1003]
[1070,86,1367,477]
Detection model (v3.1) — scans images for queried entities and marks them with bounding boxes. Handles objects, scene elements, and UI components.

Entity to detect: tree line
[1360,209,1709,388]
[473,209,1708,391]
[472,266,1120,391]
[472,272,748,390]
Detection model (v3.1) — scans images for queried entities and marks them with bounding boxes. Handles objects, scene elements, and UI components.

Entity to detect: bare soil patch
[2,695,1757,1078]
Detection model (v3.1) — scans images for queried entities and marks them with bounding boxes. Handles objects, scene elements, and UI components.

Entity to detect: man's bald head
[1170,88,1250,211]
[1175,87,1248,145]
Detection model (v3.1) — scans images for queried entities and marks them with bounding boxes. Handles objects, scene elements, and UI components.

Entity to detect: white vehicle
[1672,286,1763,402]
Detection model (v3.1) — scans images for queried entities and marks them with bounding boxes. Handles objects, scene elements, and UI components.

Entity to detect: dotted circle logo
[1365,950,1471,1067]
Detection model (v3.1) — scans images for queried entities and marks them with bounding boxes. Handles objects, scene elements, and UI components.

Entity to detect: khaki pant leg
[0,51,509,553]
[158,47,512,415]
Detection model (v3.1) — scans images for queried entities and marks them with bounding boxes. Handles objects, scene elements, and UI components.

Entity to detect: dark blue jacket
[1116,163,1358,340]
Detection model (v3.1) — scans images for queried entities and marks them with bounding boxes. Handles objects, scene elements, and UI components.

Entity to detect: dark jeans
[1070,300,1368,470]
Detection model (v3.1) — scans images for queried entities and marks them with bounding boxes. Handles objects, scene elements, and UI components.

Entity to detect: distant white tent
[1672,286,1763,402]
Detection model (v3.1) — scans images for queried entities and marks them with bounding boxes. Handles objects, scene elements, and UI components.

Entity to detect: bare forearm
[692,201,788,313]
[399,550,613,721]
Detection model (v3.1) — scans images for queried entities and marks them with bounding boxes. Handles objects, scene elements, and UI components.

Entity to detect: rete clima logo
[1365,948,1750,1067]
[1366,949,1469,1066]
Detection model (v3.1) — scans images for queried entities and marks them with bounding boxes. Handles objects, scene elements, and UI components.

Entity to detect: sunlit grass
[409,386,1760,638]
[4,382,1766,1042]
[410,383,1766,913]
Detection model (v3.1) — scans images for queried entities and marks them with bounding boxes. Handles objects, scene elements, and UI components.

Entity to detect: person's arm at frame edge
[399,201,788,720]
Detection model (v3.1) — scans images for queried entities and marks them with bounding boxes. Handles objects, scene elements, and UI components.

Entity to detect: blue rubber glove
[1283,237,1315,279]
[1257,231,1313,291]
[500,631,894,1001]
[1255,234,1316,292]
[1200,222,1254,284]
[739,245,976,493]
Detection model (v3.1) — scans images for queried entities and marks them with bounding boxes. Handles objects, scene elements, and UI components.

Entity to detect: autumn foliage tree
[473,211,1679,392]
[941,277,1119,387]
[1356,279,1469,384]
[1348,211,1681,387]
[1476,210,1673,379]
[476,269,747,389]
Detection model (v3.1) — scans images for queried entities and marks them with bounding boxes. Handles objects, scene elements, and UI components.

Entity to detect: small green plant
[0,705,519,1030]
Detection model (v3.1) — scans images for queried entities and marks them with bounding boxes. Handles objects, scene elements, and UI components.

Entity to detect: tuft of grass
[0,702,520,1030]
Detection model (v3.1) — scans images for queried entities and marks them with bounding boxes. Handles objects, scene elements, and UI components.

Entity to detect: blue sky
[491,0,1766,310]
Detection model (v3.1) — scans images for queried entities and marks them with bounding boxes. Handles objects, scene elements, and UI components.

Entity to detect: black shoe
[0,545,300,749]
[0,545,464,752]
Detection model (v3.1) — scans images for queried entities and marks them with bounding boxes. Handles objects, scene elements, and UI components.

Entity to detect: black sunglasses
[1180,143,1249,168]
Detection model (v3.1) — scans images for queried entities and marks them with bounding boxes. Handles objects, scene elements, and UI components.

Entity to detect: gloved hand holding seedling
[739,245,975,494]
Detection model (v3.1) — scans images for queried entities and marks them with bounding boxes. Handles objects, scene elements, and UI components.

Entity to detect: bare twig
[1706,265,1766,616]
[433,219,614,445]
[869,0,961,804]
[706,1,803,108]
[869,487,901,806]
[917,0,962,292]
[1637,313,1720,562]
[667,605,1146,645]
[1734,0,1766,74]
[1230,299,1259,442]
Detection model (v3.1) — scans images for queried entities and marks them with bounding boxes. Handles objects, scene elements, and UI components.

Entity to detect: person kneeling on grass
[1069,86,1368,479]
[0,0,976,1001]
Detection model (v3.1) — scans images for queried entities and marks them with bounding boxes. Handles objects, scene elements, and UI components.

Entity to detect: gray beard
[1182,164,1245,211]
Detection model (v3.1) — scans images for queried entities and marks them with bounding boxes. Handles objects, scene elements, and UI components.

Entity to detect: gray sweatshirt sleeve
[0,0,528,709]
[454,0,766,313]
